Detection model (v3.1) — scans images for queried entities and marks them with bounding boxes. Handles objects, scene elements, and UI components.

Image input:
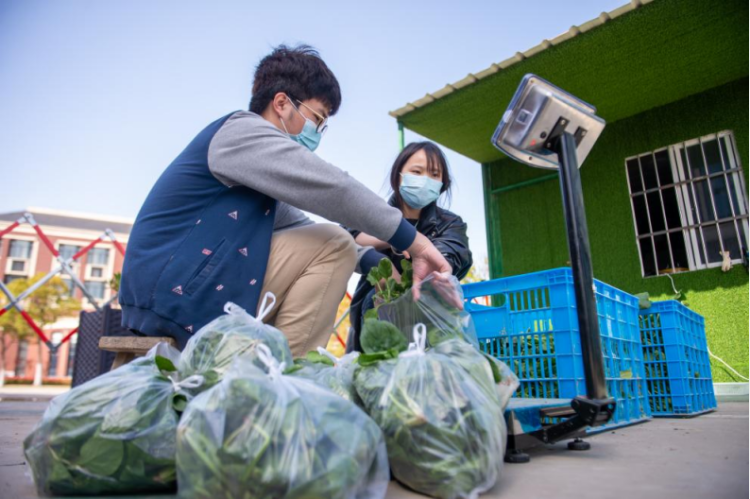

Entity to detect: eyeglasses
[294,99,329,134]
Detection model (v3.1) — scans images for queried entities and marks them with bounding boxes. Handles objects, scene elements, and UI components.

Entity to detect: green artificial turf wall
[397,0,748,165]
[483,78,749,382]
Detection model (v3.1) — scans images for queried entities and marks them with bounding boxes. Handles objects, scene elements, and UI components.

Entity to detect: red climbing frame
[0,213,126,353]
[330,291,353,349]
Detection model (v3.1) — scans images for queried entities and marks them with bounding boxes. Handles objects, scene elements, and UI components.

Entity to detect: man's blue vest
[119,113,277,348]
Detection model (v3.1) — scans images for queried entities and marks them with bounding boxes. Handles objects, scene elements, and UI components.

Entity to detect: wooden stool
[99,336,177,370]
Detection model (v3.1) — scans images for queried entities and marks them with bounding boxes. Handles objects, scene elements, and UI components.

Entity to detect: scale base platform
[503,398,593,463]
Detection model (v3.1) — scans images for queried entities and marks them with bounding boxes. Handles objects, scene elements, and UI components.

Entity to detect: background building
[0,207,131,381]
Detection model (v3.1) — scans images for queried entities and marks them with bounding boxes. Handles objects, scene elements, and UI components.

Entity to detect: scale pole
[555,132,608,400]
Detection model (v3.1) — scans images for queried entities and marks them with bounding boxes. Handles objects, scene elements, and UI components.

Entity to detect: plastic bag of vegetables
[176,344,389,499]
[287,348,362,404]
[178,292,293,392]
[23,343,197,496]
[363,266,478,348]
[358,302,519,411]
[354,324,507,499]
[431,338,519,411]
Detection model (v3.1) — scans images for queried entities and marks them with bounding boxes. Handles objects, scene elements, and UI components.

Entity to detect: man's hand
[428,270,464,310]
[406,232,451,300]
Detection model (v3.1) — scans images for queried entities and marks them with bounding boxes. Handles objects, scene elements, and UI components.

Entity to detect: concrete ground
[1,388,747,499]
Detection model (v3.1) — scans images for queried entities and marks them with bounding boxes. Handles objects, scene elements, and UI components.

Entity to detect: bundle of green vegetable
[177,345,389,499]
[365,260,478,348]
[357,286,518,407]
[23,343,187,496]
[366,257,414,304]
[354,324,507,499]
[287,348,362,404]
[178,293,293,392]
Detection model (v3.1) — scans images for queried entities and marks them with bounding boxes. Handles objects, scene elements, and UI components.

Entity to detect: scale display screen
[492,74,605,169]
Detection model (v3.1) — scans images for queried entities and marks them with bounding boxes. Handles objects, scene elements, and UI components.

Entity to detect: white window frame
[3,236,39,281]
[84,246,114,280]
[83,245,115,305]
[626,130,749,277]
[53,240,84,270]
[53,240,84,297]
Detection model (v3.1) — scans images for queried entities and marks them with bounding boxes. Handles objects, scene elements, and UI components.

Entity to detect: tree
[0,274,81,386]
[460,257,490,285]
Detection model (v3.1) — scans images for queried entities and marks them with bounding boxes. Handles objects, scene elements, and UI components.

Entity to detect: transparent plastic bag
[353,325,507,499]
[432,338,519,411]
[289,348,362,404]
[375,273,478,348]
[178,292,293,391]
[176,345,389,499]
[23,343,186,496]
[370,272,519,409]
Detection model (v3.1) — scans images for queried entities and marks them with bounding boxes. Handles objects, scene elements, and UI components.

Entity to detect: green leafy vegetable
[303,349,335,366]
[23,349,180,496]
[155,355,177,372]
[367,258,414,304]
[364,307,379,321]
[361,319,408,354]
[353,340,506,499]
[177,359,388,498]
[370,271,480,350]
[426,324,463,346]
[288,350,362,404]
[172,393,189,413]
[432,339,519,410]
[178,307,293,394]
[356,348,402,367]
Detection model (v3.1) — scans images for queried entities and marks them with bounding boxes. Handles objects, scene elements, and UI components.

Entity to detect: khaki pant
[259,224,357,357]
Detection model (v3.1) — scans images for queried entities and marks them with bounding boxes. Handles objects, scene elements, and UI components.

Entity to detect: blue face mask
[399,173,443,209]
[280,100,323,152]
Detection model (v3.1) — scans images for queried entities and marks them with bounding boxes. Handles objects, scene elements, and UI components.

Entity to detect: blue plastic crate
[639,300,716,417]
[462,267,651,433]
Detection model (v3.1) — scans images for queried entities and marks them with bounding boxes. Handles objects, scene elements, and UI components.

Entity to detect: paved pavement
[1,388,747,499]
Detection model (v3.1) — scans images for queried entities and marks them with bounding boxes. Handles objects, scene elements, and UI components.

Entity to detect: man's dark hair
[249,44,342,116]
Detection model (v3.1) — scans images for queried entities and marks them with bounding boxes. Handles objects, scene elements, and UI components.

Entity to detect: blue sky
[0,0,624,277]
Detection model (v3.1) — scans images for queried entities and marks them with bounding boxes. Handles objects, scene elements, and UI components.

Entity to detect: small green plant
[366,258,412,304]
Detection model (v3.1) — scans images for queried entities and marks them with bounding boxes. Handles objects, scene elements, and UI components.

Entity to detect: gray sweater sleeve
[273,202,314,231]
[208,111,415,248]
[273,202,377,272]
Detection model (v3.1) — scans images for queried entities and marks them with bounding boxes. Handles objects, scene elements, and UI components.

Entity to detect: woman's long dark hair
[389,141,453,211]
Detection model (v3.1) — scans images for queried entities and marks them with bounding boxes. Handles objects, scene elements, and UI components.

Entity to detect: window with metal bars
[626,131,748,277]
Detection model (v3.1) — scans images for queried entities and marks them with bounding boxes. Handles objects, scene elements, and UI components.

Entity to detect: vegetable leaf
[377,258,392,281]
[361,319,408,354]
[155,355,177,372]
[304,350,335,366]
[78,437,124,476]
